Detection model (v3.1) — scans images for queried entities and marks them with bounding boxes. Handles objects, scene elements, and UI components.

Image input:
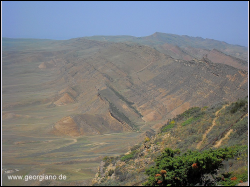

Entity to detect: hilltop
[84,32,248,70]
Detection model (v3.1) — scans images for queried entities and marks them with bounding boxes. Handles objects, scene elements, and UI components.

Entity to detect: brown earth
[2,112,31,120]
[213,129,233,148]
[3,39,248,137]
[54,93,75,106]
[52,116,81,136]
[157,43,194,61]
[206,49,248,71]
[59,86,78,98]
[51,112,132,137]
[2,36,249,186]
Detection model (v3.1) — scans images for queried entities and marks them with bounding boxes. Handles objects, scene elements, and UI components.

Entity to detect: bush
[180,110,205,126]
[120,150,138,162]
[217,169,248,186]
[103,156,118,167]
[232,117,248,137]
[107,169,114,176]
[230,99,247,114]
[161,120,176,132]
[181,117,195,126]
[143,147,238,186]
[176,107,201,120]
[144,137,150,143]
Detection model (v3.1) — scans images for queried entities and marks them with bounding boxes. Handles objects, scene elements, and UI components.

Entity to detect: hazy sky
[2,1,249,47]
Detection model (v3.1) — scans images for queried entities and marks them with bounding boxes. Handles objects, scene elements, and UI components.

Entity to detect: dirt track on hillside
[197,104,229,149]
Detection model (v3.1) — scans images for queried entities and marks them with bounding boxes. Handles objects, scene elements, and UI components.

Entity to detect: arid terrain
[2,34,248,185]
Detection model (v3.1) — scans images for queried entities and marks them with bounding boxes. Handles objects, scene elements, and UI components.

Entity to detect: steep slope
[156,43,194,61]
[92,97,248,186]
[52,113,130,136]
[54,92,75,106]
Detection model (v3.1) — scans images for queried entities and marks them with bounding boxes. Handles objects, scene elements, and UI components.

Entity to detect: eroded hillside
[2,39,248,137]
[52,43,247,136]
[2,36,248,186]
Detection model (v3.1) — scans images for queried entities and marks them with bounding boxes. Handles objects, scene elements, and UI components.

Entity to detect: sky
[2,1,249,47]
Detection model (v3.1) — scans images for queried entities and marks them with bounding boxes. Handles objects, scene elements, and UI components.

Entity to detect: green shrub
[230,99,247,114]
[143,147,238,186]
[202,106,208,110]
[176,107,201,120]
[161,120,176,132]
[217,169,248,186]
[120,150,137,162]
[180,110,205,126]
[181,117,195,126]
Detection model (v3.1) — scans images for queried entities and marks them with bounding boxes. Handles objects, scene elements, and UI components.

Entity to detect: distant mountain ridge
[83,32,248,69]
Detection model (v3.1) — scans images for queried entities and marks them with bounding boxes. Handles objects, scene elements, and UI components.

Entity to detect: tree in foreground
[143,147,238,186]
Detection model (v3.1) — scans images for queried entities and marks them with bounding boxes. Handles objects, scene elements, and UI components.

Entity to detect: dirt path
[213,112,248,148]
[71,138,77,144]
[213,129,233,148]
[197,104,229,149]
[65,138,77,146]
[135,61,154,73]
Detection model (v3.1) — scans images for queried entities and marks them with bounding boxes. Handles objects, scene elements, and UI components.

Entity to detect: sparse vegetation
[103,156,119,167]
[120,150,138,162]
[161,120,176,132]
[93,98,248,186]
[176,107,201,120]
[131,144,141,151]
